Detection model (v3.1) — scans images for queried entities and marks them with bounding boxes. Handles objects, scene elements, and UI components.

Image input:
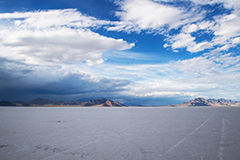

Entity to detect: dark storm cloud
[30,74,132,95]
[0,64,132,101]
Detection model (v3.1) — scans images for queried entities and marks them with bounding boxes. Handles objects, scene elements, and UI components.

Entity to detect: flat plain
[0,107,240,160]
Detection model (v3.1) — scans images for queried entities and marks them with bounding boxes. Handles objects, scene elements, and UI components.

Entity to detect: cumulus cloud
[164,0,240,53]
[165,31,214,53]
[112,0,240,54]
[0,9,134,65]
[109,0,203,33]
[211,14,240,50]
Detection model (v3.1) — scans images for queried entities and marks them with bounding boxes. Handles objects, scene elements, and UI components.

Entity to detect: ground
[0,107,240,160]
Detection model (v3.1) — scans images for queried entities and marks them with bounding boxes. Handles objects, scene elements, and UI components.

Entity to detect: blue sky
[0,0,240,105]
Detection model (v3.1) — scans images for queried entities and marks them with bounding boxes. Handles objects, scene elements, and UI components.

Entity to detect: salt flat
[0,107,240,160]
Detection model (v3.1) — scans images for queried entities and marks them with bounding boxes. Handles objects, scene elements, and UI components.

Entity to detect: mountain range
[0,98,124,107]
[175,97,240,107]
[0,97,240,107]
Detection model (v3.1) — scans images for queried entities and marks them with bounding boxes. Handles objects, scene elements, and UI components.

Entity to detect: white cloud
[167,33,213,53]
[211,13,240,48]
[170,33,195,50]
[111,0,217,53]
[175,56,219,77]
[182,24,199,33]
[91,51,240,101]
[0,9,134,65]
[188,41,213,53]
[0,9,109,29]
[165,8,240,53]
[233,37,240,44]
[197,21,215,30]
[186,0,240,11]
[112,0,240,54]
[110,0,203,33]
[158,0,240,10]
[210,53,240,69]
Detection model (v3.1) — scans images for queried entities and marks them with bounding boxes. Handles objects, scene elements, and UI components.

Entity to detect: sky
[0,0,240,105]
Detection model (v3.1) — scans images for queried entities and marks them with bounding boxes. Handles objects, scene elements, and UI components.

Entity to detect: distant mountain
[82,98,123,107]
[1,97,239,107]
[0,97,124,107]
[23,97,55,106]
[176,97,240,107]
[83,98,108,106]
[0,100,16,106]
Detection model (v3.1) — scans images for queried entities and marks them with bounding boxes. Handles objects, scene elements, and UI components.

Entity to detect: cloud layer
[111,0,240,54]
[0,58,132,102]
[0,9,134,65]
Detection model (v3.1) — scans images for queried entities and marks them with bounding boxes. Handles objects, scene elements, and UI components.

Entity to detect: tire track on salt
[160,109,215,157]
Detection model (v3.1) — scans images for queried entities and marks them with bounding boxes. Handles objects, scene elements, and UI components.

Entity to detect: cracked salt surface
[0,107,240,160]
